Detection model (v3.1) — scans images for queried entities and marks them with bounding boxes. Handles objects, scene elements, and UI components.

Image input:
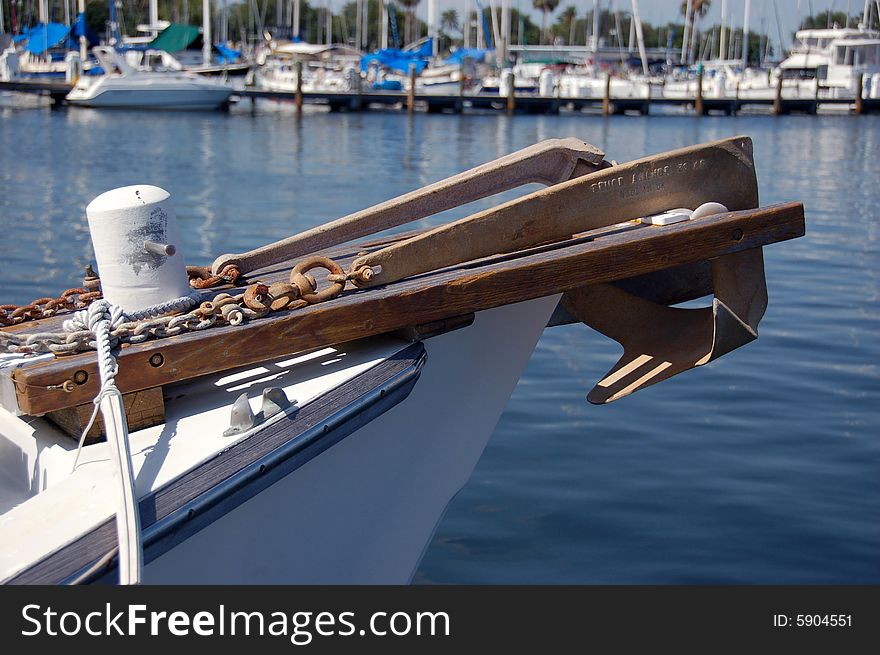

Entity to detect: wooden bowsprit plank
[10,203,805,416]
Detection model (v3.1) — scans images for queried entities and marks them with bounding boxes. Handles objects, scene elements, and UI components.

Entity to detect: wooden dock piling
[294,61,303,115]
[695,69,704,116]
[855,73,864,115]
[773,74,784,115]
[407,64,416,114]
[506,71,516,115]
[602,73,611,116]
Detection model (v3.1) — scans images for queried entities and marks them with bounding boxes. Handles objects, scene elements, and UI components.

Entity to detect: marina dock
[2,79,877,116]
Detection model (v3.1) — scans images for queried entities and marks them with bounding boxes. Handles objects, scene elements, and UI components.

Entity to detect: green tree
[396,0,422,46]
[680,0,711,61]
[441,8,460,35]
[532,0,560,45]
[560,5,577,45]
[799,11,855,30]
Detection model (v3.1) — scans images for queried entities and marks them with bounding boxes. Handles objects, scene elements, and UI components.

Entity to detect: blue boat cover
[444,48,490,65]
[15,23,70,55]
[214,43,241,64]
[360,38,433,75]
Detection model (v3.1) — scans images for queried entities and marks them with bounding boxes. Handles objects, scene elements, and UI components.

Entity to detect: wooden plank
[45,387,165,444]
[11,202,805,416]
[6,342,425,585]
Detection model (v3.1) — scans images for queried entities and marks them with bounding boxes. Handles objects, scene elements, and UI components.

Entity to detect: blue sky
[406,0,876,49]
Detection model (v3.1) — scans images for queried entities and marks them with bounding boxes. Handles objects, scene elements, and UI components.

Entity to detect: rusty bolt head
[73,370,89,385]
[149,353,165,368]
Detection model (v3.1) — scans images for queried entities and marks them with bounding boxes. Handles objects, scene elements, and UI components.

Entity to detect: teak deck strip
[9,202,805,416]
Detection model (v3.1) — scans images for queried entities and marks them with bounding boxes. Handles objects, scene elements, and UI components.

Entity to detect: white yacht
[662,25,880,102]
[778,26,880,98]
[66,46,233,109]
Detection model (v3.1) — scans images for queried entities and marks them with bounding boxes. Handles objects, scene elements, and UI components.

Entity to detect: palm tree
[397,0,422,45]
[560,5,577,45]
[680,0,712,61]
[441,8,460,36]
[533,0,561,45]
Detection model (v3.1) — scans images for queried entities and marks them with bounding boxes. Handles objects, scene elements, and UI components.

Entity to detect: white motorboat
[66,46,233,109]
[0,137,805,585]
[663,25,880,102]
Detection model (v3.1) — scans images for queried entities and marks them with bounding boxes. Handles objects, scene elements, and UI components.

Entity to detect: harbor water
[1,100,877,583]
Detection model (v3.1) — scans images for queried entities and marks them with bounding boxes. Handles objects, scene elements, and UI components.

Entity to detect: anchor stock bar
[352,136,759,287]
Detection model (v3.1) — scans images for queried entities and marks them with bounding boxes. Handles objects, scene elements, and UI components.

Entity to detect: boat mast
[682,0,692,64]
[150,0,159,37]
[742,0,751,69]
[428,0,438,56]
[592,0,599,52]
[630,0,648,76]
[380,1,388,49]
[203,0,212,65]
[79,0,87,59]
[356,0,362,50]
[326,1,332,45]
[500,0,509,64]
[720,0,727,60]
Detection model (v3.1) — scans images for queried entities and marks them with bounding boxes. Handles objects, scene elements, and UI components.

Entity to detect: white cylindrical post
[86,185,191,314]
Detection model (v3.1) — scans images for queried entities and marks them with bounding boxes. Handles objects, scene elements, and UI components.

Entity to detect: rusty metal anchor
[211,137,609,276]
[560,244,768,404]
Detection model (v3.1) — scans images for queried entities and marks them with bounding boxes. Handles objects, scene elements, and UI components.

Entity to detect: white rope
[68,299,145,585]
[62,293,199,332]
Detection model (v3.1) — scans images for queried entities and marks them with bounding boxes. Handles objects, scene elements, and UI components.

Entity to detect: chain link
[0,256,366,357]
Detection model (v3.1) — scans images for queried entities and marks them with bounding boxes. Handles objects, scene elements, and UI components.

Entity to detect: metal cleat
[223,393,257,437]
[261,387,292,419]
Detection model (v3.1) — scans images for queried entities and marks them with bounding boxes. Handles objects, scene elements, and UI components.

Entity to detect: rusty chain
[0,257,377,357]
[0,266,102,327]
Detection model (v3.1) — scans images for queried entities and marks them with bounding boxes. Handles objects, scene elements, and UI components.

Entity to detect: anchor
[207,135,776,403]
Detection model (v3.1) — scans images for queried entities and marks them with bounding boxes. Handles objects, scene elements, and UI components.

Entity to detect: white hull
[66,46,233,110]
[67,82,232,109]
[0,295,559,584]
[145,296,558,583]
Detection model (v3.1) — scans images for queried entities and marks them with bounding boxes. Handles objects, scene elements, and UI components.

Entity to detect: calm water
[1,99,878,583]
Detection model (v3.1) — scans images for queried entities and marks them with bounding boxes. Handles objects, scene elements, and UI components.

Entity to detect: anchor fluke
[562,246,768,404]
